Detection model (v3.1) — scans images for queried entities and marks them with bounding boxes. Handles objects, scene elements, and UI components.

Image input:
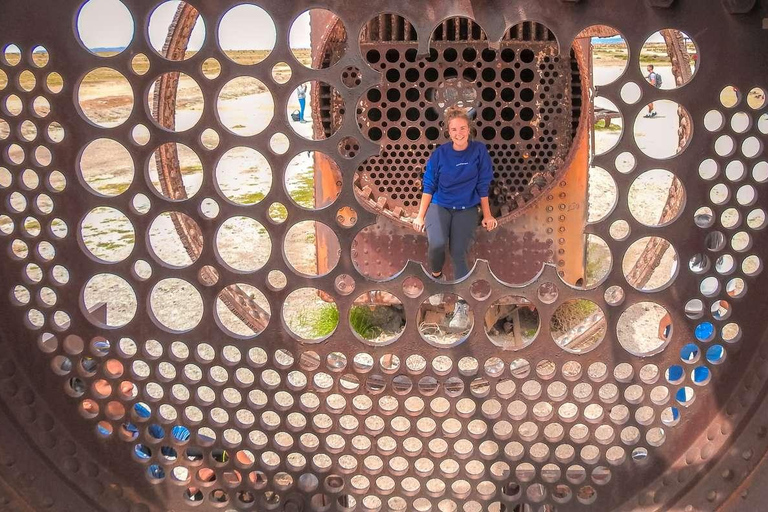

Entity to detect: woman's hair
[443,106,476,138]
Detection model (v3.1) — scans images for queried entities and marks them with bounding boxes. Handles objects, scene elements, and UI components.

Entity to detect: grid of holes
[1,45,70,338]
[678,85,768,408]
[355,40,572,215]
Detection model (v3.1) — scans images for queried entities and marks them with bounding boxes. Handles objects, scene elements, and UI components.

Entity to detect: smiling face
[448,116,470,149]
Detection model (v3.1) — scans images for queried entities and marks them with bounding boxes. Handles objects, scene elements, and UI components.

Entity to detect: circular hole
[149,278,204,333]
[704,110,725,132]
[609,220,630,241]
[742,137,763,159]
[264,134,288,156]
[217,77,273,136]
[285,151,342,209]
[78,68,134,128]
[593,97,623,155]
[267,270,287,291]
[639,30,698,89]
[349,292,405,345]
[622,236,678,291]
[130,53,149,75]
[551,299,606,354]
[80,206,135,263]
[271,62,292,84]
[715,135,736,157]
[725,160,746,182]
[720,85,741,108]
[218,4,275,65]
[290,10,346,69]
[147,72,204,132]
[284,221,340,277]
[620,82,642,105]
[215,216,271,272]
[403,277,424,299]
[148,2,205,61]
[417,293,473,347]
[215,147,271,205]
[587,166,617,223]
[634,100,692,159]
[618,302,672,356]
[201,58,220,80]
[747,87,766,110]
[215,283,271,338]
[730,112,752,133]
[148,211,202,268]
[269,202,288,224]
[288,81,344,141]
[31,46,49,68]
[131,124,150,145]
[76,0,134,57]
[148,143,203,200]
[283,288,338,342]
[82,273,137,328]
[485,295,539,350]
[201,128,220,150]
[628,169,685,227]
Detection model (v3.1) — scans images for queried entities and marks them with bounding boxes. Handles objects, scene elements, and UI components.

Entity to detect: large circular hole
[485,296,540,350]
[77,0,135,57]
[634,100,692,159]
[284,221,340,277]
[215,284,271,338]
[215,216,271,273]
[290,10,346,69]
[550,299,605,354]
[349,292,405,345]
[217,77,274,136]
[79,206,135,263]
[628,169,685,227]
[150,278,204,332]
[288,81,344,141]
[148,1,205,60]
[147,72,204,131]
[623,237,678,291]
[283,288,339,341]
[417,293,474,347]
[82,273,137,328]
[79,138,134,196]
[148,211,202,268]
[218,4,276,65]
[215,147,272,205]
[78,68,134,128]
[618,302,671,356]
[148,143,203,200]
[285,151,342,209]
[639,30,698,90]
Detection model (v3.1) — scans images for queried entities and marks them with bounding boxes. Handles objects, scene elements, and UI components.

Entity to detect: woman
[413,107,497,326]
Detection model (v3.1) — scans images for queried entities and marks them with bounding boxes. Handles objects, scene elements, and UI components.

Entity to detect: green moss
[349,306,382,340]
[232,191,265,205]
[594,120,622,132]
[289,172,315,209]
[299,303,339,338]
[98,182,131,195]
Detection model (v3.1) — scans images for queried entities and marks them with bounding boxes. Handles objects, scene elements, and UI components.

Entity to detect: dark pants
[298,97,306,121]
[425,203,479,279]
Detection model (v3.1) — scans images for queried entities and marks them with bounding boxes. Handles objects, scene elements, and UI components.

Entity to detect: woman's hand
[412,215,426,232]
[482,215,498,231]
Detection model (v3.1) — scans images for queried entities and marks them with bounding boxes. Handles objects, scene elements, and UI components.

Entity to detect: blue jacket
[422,141,493,209]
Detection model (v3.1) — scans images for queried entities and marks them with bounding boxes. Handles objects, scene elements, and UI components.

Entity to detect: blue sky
[76,0,311,51]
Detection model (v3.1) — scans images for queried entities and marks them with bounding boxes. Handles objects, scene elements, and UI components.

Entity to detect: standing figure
[645,64,661,117]
[297,83,307,123]
[412,107,498,328]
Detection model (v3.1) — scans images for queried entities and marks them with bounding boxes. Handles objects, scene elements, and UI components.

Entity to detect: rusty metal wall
[0,0,767,511]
